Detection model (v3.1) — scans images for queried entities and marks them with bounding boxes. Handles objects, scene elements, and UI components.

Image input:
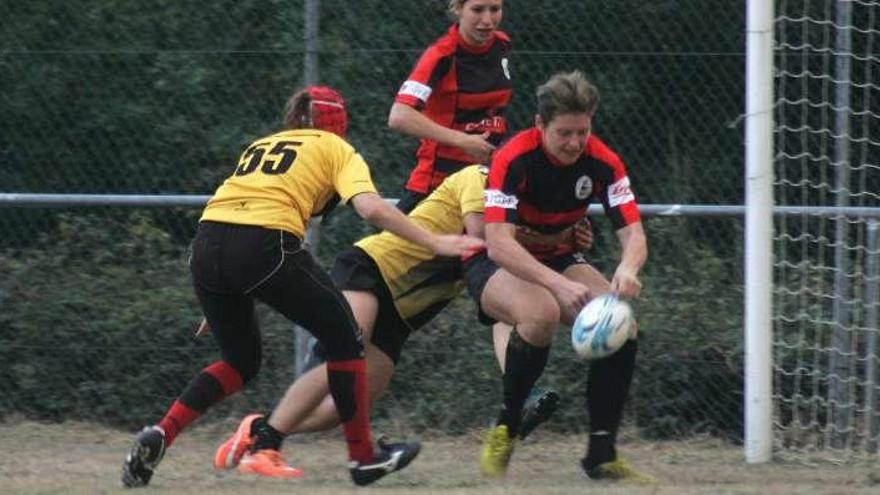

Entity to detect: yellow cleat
[582,457,658,484]
[480,424,515,477]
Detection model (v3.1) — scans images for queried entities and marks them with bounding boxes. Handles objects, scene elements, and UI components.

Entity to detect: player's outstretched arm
[611,221,647,298]
[350,192,484,257]
[388,103,495,163]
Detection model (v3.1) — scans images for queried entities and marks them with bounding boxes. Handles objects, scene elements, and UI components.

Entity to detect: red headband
[307,86,348,138]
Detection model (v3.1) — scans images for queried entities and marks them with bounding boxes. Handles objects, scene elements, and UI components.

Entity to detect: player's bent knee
[520,300,561,331]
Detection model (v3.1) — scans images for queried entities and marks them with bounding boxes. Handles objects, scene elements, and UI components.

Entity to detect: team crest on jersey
[501,58,510,80]
[575,175,593,199]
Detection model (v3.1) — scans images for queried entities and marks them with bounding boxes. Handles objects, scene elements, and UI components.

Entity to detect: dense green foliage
[1,0,744,246]
[0,214,744,439]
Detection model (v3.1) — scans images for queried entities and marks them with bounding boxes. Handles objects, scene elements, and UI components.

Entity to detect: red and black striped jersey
[395,23,512,194]
[484,127,641,259]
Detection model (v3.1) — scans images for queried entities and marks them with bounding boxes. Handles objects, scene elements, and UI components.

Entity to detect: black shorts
[331,247,411,364]
[190,221,363,377]
[463,250,590,326]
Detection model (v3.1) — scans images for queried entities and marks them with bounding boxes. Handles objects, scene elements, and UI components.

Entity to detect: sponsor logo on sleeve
[398,80,432,102]
[484,189,518,209]
[607,176,635,207]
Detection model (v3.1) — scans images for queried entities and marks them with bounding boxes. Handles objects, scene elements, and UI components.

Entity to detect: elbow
[387,106,401,130]
[387,104,408,131]
[359,202,383,225]
[352,194,384,225]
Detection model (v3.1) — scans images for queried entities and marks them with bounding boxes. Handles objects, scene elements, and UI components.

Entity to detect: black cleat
[519,388,560,440]
[122,425,166,488]
[349,437,420,486]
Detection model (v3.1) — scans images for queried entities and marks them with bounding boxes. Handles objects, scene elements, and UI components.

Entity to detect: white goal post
[744,0,775,464]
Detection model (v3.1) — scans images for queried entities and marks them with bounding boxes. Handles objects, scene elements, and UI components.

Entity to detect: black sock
[584,339,637,466]
[583,432,615,470]
[250,415,285,452]
[497,326,550,436]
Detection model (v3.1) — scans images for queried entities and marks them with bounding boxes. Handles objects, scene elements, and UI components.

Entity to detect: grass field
[0,420,878,494]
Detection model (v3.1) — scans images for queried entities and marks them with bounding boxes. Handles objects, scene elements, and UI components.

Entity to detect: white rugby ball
[571,294,634,360]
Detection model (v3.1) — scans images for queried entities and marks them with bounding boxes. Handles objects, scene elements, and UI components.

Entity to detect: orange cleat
[213,413,261,470]
[238,449,304,478]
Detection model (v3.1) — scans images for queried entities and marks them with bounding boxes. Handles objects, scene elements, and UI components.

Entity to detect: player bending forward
[120,86,482,488]
[467,70,656,482]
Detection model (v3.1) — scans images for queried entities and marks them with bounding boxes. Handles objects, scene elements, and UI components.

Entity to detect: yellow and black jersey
[357,165,487,325]
[201,129,377,237]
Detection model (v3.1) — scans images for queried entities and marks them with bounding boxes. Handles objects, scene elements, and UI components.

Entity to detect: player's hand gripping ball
[571,294,634,360]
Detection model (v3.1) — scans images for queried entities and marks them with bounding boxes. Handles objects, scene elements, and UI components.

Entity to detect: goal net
[773,0,880,455]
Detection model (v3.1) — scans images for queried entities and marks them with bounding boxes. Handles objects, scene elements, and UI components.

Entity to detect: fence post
[829,0,854,449]
[294,0,322,378]
[864,220,879,453]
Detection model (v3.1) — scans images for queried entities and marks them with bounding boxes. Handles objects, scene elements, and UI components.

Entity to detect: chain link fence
[1,0,746,441]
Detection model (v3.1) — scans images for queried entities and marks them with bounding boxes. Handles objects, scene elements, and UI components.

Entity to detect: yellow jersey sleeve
[452,165,487,217]
[333,148,377,203]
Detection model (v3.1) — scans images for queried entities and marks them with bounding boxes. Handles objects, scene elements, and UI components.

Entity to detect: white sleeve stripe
[484,189,518,209]
[398,80,432,102]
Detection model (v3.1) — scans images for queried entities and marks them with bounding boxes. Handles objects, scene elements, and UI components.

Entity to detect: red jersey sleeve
[588,137,641,229]
[484,130,535,224]
[394,32,456,110]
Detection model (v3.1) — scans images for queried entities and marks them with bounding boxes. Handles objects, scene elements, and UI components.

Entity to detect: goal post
[744,0,775,464]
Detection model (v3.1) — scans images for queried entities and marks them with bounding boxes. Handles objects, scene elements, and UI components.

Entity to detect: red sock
[203,361,244,395]
[327,359,374,462]
[159,361,244,447]
[158,400,198,446]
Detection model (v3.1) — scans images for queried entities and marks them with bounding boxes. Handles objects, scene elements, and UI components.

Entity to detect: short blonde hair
[535,70,600,124]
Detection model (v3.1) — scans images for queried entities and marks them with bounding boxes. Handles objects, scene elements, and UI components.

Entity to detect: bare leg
[290,343,394,432]
[492,322,513,371]
[267,290,393,435]
[481,269,559,346]
[267,364,330,433]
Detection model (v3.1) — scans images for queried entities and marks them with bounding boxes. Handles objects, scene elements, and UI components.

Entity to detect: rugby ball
[571,294,634,360]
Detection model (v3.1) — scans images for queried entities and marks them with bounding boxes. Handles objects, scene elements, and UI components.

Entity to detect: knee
[530,302,561,331]
[515,299,560,345]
